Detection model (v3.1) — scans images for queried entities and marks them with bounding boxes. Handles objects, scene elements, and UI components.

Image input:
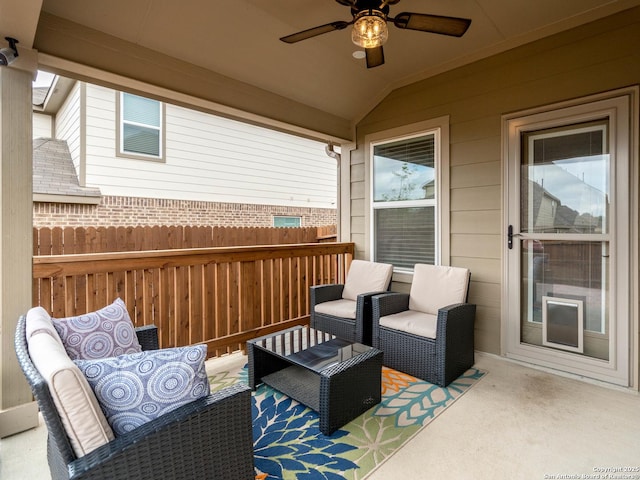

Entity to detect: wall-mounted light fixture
[0,37,19,66]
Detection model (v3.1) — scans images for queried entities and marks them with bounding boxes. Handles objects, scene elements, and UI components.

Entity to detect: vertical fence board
[203,263,216,347]
[134,269,145,326]
[95,273,108,312]
[124,270,136,324]
[274,259,283,328]
[215,263,229,356]
[260,260,271,327]
[75,228,87,254]
[174,266,189,348]
[74,274,87,316]
[190,264,204,345]
[51,276,66,317]
[228,262,240,355]
[84,227,96,253]
[32,227,39,256]
[38,278,52,313]
[158,267,170,349]
[290,257,300,320]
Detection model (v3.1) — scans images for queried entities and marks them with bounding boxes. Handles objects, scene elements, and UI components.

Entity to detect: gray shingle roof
[32,86,49,107]
[33,138,101,198]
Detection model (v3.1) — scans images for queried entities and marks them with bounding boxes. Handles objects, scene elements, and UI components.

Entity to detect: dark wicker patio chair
[372,264,476,387]
[15,314,255,480]
[310,259,393,345]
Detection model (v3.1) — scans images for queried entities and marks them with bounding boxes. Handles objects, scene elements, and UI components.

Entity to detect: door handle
[507,225,523,249]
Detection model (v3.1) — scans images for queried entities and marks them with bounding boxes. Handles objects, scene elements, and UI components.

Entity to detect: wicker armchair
[15,314,255,480]
[372,264,476,387]
[310,259,393,345]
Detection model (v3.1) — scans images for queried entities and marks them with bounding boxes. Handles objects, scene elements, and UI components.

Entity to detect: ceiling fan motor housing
[348,0,391,18]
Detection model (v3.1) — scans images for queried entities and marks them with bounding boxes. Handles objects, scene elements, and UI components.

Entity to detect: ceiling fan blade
[393,13,471,37]
[280,21,351,44]
[365,46,384,68]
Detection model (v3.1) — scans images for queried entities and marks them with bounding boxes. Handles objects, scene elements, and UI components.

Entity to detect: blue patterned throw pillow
[53,298,142,360]
[75,345,210,436]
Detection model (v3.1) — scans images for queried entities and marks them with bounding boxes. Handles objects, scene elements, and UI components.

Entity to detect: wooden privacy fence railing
[33,225,337,255]
[33,242,354,357]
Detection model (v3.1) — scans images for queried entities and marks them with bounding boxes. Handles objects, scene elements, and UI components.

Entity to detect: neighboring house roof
[32,86,49,107]
[33,138,101,203]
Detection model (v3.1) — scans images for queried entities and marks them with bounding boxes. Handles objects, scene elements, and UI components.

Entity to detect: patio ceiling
[3,0,640,140]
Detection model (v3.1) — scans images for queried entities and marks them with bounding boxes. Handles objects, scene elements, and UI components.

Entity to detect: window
[371,130,441,271]
[274,216,301,227]
[118,92,164,160]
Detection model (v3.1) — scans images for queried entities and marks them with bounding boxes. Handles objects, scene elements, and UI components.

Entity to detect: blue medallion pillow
[53,298,142,360]
[75,344,210,436]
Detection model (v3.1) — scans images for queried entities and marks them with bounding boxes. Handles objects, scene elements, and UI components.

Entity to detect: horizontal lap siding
[54,82,82,172]
[83,84,336,208]
[352,8,640,354]
[33,113,53,139]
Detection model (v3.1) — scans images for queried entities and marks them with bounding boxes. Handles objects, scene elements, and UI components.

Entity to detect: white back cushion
[408,264,470,315]
[342,260,393,301]
[26,308,115,457]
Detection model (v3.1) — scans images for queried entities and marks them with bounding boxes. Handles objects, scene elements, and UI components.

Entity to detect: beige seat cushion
[380,310,438,339]
[314,298,357,319]
[26,307,115,457]
[409,264,470,315]
[341,260,393,301]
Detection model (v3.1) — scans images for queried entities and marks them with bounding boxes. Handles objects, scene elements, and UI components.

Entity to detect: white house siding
[350,8,640,356]
[32,113,52,139]
[83,84,337,209]
[54,81,82,174]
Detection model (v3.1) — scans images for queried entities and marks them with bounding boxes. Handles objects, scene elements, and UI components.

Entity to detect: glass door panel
[520,239,609,360]
[519,121,610,361]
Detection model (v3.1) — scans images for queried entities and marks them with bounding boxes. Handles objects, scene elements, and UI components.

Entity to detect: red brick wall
[33,196,337,228]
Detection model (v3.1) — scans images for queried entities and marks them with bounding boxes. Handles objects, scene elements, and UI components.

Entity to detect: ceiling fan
[280,0,472,68]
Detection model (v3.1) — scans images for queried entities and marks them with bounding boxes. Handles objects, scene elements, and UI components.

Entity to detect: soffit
[29,0,640,139]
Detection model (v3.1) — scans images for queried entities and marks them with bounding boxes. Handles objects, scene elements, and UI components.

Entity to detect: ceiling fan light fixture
[351,10,388,49]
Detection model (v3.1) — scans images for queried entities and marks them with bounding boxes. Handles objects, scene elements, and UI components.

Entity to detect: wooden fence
[33,225,337,255]
[33,242,354,357]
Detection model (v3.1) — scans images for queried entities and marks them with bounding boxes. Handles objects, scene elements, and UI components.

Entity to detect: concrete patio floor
[2,352,638,479]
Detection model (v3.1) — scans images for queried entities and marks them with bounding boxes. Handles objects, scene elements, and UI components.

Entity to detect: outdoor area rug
[207,357,485,480]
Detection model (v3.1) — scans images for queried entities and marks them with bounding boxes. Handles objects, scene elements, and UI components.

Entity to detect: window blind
[374,206,435,269]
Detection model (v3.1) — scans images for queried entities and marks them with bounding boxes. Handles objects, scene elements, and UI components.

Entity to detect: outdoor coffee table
[247,325,383,435]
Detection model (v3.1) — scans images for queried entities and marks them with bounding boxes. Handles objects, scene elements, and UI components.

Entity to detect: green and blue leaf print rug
[208,360,485,480]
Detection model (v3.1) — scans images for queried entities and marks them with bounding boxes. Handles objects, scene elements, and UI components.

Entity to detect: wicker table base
[247,326,382,435]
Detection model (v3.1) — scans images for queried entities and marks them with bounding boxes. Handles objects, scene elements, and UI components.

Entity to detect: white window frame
[273,216,302,228]
[117,92,165,162]
[365,117,450,281]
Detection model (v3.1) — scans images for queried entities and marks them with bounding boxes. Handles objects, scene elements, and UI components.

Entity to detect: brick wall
[33,196,337,228]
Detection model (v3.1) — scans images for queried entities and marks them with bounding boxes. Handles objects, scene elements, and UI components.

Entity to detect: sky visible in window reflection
[373,156,434,201]
[529,154,609,218]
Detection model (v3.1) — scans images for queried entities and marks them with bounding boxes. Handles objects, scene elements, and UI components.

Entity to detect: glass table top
[249,325,377,373]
